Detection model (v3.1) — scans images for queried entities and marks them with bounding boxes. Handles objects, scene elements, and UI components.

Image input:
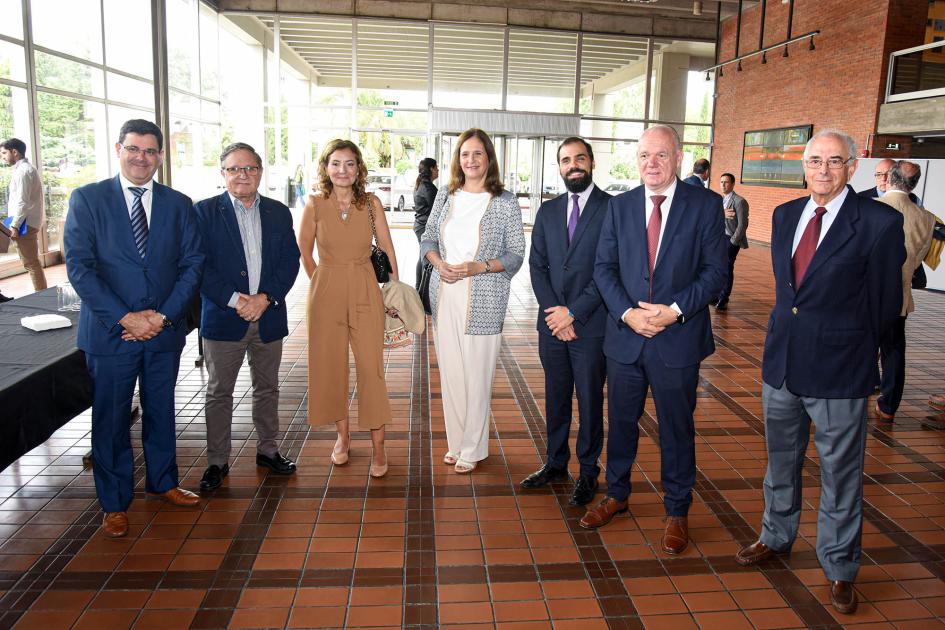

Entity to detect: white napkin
[21,314,73,331]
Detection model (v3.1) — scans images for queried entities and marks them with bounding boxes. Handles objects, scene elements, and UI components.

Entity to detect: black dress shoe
[520,464,568,489]
[257,451,296,475]
[715,299,728,311]
[200,464,229,491]
[0,293,12,303]
[569,475,598,506]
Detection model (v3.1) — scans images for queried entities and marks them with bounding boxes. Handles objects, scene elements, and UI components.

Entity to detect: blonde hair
[317,139,369,206]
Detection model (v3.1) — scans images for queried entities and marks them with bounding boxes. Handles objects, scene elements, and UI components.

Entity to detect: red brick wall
[711,0,927,244]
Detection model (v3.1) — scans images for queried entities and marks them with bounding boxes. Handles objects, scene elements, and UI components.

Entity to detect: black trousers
[719,242,741,302]
[878,315,907,415]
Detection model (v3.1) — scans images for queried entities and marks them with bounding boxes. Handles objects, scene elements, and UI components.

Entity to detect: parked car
[365,174,392,209]
[604,181,634,194]
[390,174,416,212]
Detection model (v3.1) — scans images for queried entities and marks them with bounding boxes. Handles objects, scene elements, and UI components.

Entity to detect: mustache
[566,168,588,177]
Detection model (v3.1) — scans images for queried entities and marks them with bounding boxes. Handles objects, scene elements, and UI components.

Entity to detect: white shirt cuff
[670,303,682,315]
[228,292,240,308]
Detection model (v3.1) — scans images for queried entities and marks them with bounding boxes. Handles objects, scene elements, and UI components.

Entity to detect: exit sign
[383,108,394,118]
[885,142,901,150]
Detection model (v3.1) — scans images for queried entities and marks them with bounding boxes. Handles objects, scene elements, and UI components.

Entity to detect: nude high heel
[330,437,349,466]
[369,447,388,478]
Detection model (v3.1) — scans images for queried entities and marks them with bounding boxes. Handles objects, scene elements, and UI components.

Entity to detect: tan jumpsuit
[306,196,391,429]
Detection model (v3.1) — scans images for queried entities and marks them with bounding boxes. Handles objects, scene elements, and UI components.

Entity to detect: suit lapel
[627,187,649,275]
[144,183,168,264]
[109,176,144,263]
[566,187,602,255]
[258,197,274,277]
[798,187,858,288]
[654,179,686,272]
[219,192,249,271]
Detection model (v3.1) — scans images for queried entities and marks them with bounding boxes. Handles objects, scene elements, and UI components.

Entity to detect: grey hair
[888,160,921,192]
[640,124,682,153]
[803,129,858,161]
[220,142,263,168]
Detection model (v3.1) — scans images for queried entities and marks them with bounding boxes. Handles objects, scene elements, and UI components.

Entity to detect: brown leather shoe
[830,580,857,614]
[102,512,128,538]
[661,516,688,554]
[149,487,200,507]
[579,497,628,529]
[735,540,779,566]
[929,393,945,412]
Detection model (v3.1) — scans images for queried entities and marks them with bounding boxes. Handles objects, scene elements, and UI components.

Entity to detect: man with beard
[521,137,612,506]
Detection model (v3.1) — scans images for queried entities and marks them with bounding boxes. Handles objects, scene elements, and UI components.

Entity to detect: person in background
[194,142,301,491]
[413,158,438,288]
[420,128,526,474]
[715,172,749,310]
[298,139,398,478]
[682,158,710,187]
[1,137,47,291]
[64,119,204,538]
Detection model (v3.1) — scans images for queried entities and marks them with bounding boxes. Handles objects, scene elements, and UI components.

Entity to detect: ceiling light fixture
[693,1,703,15]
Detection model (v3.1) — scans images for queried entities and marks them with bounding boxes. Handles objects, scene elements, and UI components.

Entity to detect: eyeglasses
[874,171,890,178]
[223,166,262,176]
[121,144,161,157]
[803,157,853,169]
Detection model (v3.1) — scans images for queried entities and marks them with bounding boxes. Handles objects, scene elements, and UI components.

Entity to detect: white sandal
[454,460,476,474]
[443,453,458,465]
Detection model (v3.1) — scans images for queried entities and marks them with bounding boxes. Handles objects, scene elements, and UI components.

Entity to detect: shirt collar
[118,173,154,193]
[808,185,849,216]
[229,192,260,212]
[569,183,596,206]
[645,177,678,201]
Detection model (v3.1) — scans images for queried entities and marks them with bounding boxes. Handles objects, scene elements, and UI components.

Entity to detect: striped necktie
[129,186,148,258]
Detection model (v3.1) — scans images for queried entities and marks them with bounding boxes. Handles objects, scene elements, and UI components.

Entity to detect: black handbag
[368,205,392,283]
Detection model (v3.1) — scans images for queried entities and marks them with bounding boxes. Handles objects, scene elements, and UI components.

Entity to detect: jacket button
[241,270,247,277]
[791,307,798,315]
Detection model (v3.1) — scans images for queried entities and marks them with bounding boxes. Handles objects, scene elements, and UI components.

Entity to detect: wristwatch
[483,260,493,273]
[264,292,279,307]
[676,312,685,325]
[159,313,172,329]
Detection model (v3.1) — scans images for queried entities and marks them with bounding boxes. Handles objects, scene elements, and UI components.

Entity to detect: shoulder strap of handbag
[367,201,379,246]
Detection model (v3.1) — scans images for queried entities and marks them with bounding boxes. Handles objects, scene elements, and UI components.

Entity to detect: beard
[563,169,593,193]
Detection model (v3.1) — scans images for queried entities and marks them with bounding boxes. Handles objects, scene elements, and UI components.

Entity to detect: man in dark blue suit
[521,137,611,506]
[64,119,204,538]
[585,125,727,556]
[735,130,905,615]
[194,143,301,491]
[682,158,710,187]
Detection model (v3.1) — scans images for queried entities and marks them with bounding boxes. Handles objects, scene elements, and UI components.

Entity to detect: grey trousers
[759,381,867,582]
[204,323,283,466]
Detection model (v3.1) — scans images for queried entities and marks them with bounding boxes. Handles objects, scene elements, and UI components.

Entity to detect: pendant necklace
[337,197,352,221]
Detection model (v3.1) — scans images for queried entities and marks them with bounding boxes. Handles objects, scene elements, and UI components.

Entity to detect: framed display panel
[741,125,812,188]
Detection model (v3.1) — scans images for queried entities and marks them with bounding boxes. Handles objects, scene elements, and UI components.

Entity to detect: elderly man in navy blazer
[586,125,727,555]
[194,143,301,491]
[64,119,204,538]
[521,137,611,507]
[735,130,905,615]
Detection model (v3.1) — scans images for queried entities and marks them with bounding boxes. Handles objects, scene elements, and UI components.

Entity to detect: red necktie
[792,206,827,288]
[648,195,665,300]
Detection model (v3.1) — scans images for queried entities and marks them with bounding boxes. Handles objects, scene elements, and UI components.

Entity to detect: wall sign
[741,125,812,188]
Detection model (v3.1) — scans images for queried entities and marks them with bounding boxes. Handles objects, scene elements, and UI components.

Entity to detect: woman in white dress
[419,128,526,474]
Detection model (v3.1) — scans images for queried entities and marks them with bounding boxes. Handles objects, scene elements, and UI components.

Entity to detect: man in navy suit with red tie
[586,125,727,556]
[65,119,204,538]
[521,137,611,507]
[734,130,904,615]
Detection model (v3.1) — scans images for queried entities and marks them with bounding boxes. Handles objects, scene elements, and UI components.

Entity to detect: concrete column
[590,91,614,186]
[652,52,690,133]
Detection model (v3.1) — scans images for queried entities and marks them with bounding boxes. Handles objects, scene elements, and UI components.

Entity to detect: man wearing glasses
[64,119,205,538]
[193,143,300,491]
[734,130,904,615]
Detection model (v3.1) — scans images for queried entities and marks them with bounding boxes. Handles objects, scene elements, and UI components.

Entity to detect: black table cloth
[0,288,92,472]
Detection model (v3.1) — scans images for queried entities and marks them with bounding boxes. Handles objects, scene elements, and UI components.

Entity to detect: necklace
[336,197,352,221]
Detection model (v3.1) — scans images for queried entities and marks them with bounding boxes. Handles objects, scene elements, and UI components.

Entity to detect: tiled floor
[1,228,945,629]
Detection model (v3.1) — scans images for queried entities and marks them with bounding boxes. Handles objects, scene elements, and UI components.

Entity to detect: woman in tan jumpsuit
[298,139,399,477]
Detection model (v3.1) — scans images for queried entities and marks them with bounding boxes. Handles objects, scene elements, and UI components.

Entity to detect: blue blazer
[530,186,612,338]
[682,174,705,188]
[64,176,204,355]
[193,192,300,344]
[762,186,905,398]
[594,180,727,368]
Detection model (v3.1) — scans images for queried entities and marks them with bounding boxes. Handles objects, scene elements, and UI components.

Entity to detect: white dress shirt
[118,173,154,225]
[791,186,848,256]
[7,158,45,230]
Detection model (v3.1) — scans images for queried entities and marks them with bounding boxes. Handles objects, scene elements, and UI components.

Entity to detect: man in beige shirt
[1,138,47,292]
[875,160,935,422]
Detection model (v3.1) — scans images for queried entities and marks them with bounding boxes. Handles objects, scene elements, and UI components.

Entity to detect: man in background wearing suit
[586,125,727,555]
[682,158,710,187]
[857,158,895,201]
[874,160,935,422]
[715,173,749,310]
[194,143,301,491]
[521,137,611,507]
[735,130,904,614]
[64,119,204,538]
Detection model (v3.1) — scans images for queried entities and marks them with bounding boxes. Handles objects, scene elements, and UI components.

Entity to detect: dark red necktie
[648,195,666,300]
[792,206,827,288]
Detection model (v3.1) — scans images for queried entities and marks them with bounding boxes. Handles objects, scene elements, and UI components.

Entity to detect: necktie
[648,195,665,300]
[129,186,148,258]
[792,206,827,288]
[567,194,580,244]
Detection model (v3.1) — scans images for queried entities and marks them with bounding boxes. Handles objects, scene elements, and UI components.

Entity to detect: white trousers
[434,278,501,463]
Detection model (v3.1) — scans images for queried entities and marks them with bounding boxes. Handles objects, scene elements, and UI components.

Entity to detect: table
[0,288,93,472]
